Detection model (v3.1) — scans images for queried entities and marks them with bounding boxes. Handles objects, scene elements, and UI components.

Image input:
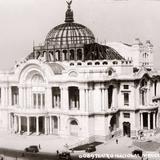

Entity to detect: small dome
[48,63,65,75]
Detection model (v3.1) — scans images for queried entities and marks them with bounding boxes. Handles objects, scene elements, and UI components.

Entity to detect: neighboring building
[106,38,154,69]
[0,1,160,141]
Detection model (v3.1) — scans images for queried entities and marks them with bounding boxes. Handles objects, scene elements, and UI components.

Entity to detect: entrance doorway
[70,120,78,136]
[123,122,131,137]
[39,117,45,134]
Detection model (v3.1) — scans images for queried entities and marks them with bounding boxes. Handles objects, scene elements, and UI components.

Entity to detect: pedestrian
[116,139,118,144]
[56,150,59,155]
[39,144,41,150]
[21,152,25,157]
[71,148,74,153]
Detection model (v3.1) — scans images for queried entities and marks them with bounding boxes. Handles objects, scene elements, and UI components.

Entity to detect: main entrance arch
[109,115,117,132]
[123,122,131,137]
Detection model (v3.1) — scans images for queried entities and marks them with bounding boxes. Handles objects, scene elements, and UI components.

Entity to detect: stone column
[62,87,69,111]
[60,88,63,109]
[35,93,39,109]
[101,88,105,111]
[93,85,101,112]
[50,116,52,134]
[23,87,26,108]
[36,116,39,135]
[1,86,5,106]
[27,117,30,136]
[156,113,158,128]
[79,87,85,112]
[85,89,89,112]
[40,94,43,109]
[141,113,143,130]
[112,86,118,108]
[18,116,21,133]
[14,115,17,133]
[45,116,47,135]
[45,87,52,110]
[153,112,155,129]
[4,86,7,106]
[8,87,12,106]
[19,86,23,107]
[148,113,150,130]
[88,88,93,112]
[29,86,32,108]
[5,87,8,106]
[8,113,11,131]
[26,87,29,108]
[58,116,60,134]
[104,88,108,111]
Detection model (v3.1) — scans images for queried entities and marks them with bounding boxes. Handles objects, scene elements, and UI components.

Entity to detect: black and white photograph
[0,0,160,159]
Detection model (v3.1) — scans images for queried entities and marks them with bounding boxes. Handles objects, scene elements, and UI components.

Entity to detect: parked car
[85,145,96,153]
[24,145,39,153]
[0,155,4,160]
[132,149,143,157]
[58,152,71,160]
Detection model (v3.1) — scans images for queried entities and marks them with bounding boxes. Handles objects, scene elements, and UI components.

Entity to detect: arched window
[103,61,108,65]
[113,61,118,65]
[70,63,74,66]
[95,62,100,65]
[31,74,45,109]
[87,62,92,65]
[31,74,44,84]
[55,50,61,61]
[63,50,67,61]
[49,51,54,61]
[70,50,75,60]
[77,62,82,66]
[70,120,78,125]
[77,49,82,60]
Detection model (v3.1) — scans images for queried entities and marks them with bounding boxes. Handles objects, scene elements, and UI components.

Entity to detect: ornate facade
[0,1,160,141]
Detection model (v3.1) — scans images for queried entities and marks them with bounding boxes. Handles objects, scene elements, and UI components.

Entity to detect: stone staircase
[154,127,160,135]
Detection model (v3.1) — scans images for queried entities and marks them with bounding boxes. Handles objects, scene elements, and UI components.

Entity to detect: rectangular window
[123,113,130,118]
[52,87,60,108]
[11,86,19,105]
[124,85,129,89]
[42,94,45,107]
[33,93,36,107]
[38,94,41,107]
[124,93,129,106]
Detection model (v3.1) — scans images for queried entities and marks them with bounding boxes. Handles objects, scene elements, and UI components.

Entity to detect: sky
[0,0,160,70]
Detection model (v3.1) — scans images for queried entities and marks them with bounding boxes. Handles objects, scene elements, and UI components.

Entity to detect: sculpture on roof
[66,0,72,9]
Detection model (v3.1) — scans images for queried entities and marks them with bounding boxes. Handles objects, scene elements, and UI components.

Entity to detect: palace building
[0,1,160,141]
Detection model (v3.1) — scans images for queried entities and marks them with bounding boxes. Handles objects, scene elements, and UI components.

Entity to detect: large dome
[45,23,95,46]
[45,1,95,46]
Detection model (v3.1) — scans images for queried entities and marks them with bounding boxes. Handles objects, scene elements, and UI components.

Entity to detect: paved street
[0,131,159,159]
